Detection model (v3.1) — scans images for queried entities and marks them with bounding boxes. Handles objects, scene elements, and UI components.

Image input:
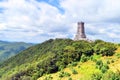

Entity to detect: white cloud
[0,0,66,43]
[0,0,120,43]
[59,0,120,42]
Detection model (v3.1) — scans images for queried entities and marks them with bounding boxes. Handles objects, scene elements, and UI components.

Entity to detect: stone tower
[74,22,87,41]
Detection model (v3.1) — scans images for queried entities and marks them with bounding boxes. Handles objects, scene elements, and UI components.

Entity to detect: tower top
[78,22,84,25]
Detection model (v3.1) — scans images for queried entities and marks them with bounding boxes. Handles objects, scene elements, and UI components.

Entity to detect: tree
[72,41,93,56]
[94,42,117,56]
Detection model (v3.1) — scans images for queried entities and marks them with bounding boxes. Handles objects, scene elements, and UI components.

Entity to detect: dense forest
[0,38,119,80]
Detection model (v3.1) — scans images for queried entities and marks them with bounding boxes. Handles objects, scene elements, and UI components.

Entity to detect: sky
[0,0,120,43]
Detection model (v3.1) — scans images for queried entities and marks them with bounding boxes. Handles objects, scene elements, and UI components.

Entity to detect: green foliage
[72,40,94,56]
[78,66,80,68]
[0,41,33,62]
[71,69,78,74]
[63,46,78,63]
[106,60,110,64]
[71,62,77,67]
[102,71,120,80]
[91,72,102,80]
[44,75,53,80]
[80,55,87,62]
[116,53,120,59]
[94,41,117,56]
[68,77,72,80]
[101,65,108,73]
[0,39,73,80]
[59,71,71,78]
[90,55,102,62]
[0,39,117,80]
[96,60,109,73]
[80,55,90,62]
[96,60,103,66]
[111,59,115,63]
[94,40,105,45]
[56,61,65,71]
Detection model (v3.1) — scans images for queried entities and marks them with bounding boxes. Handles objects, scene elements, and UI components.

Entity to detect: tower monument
[74,22,87,41]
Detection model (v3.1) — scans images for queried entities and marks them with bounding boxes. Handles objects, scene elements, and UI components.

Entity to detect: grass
[38,47,120,80]
[38,61,101,80]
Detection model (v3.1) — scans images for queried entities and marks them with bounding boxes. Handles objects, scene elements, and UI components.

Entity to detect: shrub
[71,62,77,67]
[94,42,117,56]
[104,64,109,69]
[102,71,120,80]
[90,56,97,62]
[96,60,103,69]
[78,66,80,68]
[59,65,65,71]
[72,69,78,74]
[90,55,102,62]
[96,60,103,65]
[106,60,110,64]
[96,60,109,73]
[59,71,71,78]
[44,75,53,80]
[64,72,71,77]
[80,55,89,62]
[56,61,66,71]
[59,72,64,78]
[101,64,109,73]
[111,59,114,63]
[68,77,72,80]
[91,72,102,80]
[101,66,107,73]
[116,53,120,59]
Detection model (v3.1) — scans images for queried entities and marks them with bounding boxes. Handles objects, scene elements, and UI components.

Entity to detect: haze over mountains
[0,40,34,63]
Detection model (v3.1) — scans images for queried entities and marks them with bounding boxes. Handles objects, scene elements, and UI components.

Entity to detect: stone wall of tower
[74,22,87,41]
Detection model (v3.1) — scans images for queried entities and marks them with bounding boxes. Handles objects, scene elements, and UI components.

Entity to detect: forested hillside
[0,40,33,62]
[0,39,118,80]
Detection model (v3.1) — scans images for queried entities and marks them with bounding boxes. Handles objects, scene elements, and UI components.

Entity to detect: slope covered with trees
[0,39,118,80]
[0,41,33,62]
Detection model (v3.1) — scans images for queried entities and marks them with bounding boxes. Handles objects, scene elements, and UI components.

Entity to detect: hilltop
[0,40,33,62]
[0,39,119,80]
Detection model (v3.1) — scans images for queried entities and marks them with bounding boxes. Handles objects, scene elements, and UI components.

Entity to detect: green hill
[0,40,33,62]
[38,46,120,80]
[0,39,119,80]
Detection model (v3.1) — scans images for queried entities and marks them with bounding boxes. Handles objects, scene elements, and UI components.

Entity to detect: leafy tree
[94,42,117,56]
[72,40,93,56]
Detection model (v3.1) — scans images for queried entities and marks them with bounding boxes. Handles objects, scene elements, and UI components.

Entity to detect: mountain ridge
[0,40,34,63]
[0,39,118,80]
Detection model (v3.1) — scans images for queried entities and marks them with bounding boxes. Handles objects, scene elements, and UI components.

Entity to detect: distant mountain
[0,40,34,62]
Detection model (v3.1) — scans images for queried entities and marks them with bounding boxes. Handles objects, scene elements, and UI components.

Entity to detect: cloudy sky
[0,0,120,43]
